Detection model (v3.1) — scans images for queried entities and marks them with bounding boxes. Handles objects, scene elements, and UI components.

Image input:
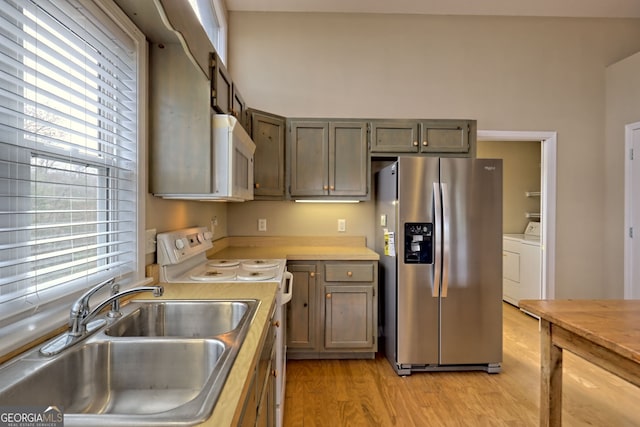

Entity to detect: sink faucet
[40,278,164,356]
[76,284,164,333]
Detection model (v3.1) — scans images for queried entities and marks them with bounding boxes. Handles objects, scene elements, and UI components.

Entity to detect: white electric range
[156,227,291,427]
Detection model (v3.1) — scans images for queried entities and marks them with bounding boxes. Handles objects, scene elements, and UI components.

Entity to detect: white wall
[605,52,640,298]
[226,12,640,298]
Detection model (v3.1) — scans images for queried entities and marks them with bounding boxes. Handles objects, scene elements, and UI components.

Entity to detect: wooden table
[519,300,640,427]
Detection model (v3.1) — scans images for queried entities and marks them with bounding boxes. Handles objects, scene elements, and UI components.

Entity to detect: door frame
[624,121,640,299]
[477,130,557,300]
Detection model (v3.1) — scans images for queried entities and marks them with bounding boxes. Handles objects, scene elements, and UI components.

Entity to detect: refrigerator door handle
[441,182,450,298]
[433,182,442,298]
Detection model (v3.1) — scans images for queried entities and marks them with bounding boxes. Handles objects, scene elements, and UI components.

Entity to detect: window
[0,0,145,325]
[188,0,227,64]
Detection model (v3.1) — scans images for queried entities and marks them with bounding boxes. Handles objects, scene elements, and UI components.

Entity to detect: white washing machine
[503,222,541,306]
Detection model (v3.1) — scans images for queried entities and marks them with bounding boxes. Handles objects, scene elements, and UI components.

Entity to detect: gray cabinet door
[211,52,231,114]
[286,263,318,351]
[250,110,286,199]
[419,120,470,154]
[232,83,248,130]
[324,284,374,349]
[370,120,419,153]
[329,121,369,197]
[289,121,329,197]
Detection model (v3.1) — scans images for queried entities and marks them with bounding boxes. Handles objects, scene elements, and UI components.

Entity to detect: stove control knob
[175,239,185,250]
[203,231,213,240]
[196,233,204,243]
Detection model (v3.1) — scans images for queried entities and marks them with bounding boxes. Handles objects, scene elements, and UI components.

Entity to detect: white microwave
[211,114,256,201]
[153,114,255,202]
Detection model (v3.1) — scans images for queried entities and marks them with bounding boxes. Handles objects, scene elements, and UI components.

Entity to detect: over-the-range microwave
[157,114,256,202]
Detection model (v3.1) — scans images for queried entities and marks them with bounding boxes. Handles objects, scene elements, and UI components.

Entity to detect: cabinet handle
[272,369,278,378]
[272,320,280,328]
[330,185,335,190]
[255,182,260,189]
[310,272,315,278]
[422,140,428,146]
[347,271,353,277]
[303,302,308,307]
[326,293,331,299]
[323,185,329,190]
[413,141,418,146]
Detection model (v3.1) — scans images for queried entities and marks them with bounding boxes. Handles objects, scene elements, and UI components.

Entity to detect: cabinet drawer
[324,263,374,282]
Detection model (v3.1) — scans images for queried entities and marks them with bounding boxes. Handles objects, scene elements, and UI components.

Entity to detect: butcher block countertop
[133,281,278,427]
[208,236,380,261]
[520,299,640,425]
[519,299,640,363]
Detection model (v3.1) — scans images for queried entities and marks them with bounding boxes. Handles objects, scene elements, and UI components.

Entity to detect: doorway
[624,122,640,299]
[477,130,557,300]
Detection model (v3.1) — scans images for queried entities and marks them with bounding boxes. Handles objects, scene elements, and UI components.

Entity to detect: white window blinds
[0,0,140,318]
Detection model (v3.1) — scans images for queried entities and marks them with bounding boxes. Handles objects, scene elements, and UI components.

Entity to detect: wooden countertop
[134,281,278,427]
[519,299,640,363]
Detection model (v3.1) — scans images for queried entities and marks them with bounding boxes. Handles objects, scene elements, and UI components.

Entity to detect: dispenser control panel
[404,222,433,264]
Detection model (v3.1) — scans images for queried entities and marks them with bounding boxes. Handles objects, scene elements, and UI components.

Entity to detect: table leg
[540,319,563,427]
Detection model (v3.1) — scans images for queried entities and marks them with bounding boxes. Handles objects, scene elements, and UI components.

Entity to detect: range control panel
[404,222,433,264]
[156,226,213,266]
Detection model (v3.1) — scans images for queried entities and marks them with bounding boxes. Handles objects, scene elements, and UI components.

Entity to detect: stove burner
[207,259,240,268]
[204,271,225,277]
[241,259,280,269]
[236,268,277,281]
[189,268,236,281]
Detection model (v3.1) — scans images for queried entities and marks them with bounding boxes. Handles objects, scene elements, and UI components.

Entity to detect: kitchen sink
[0,299,259,426]
[105,300,253,337]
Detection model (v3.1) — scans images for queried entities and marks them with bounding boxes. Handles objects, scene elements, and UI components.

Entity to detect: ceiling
[225,0,640,19]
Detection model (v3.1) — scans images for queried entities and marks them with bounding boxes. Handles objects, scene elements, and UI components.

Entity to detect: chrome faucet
[77,284,164,331]
[40,278,164,356]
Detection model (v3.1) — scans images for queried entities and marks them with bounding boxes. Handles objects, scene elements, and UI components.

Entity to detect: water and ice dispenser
[404,222,433,264]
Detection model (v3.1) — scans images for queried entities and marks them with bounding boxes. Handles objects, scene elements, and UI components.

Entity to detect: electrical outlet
[338,219,346,232]
[145,228,157,254]
[258,218,267,232]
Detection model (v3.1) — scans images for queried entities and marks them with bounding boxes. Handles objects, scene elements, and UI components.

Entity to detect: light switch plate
[258,218,267,232]
[338,219,346,232]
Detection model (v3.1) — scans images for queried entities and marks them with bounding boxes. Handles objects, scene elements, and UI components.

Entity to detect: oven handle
[281,271,293,305]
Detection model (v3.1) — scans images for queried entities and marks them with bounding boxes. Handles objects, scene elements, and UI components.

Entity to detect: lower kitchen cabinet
[287,260,378,359]
[238,307,277,427]
[286,263,318,351]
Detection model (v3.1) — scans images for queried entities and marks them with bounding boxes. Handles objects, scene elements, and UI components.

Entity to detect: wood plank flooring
[283,303,640,426]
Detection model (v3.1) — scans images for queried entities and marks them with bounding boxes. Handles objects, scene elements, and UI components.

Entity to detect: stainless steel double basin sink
[0,299,259,426]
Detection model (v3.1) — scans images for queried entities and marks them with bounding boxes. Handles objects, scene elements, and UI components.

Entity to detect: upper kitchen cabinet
[369,120,419,153]
[370,119,476,157]
[149,43,212,195]
[211,54,249,131]
[232,84,249,130]
[250,109,286,200]
[211,52,231,115]
[288,120,369,200]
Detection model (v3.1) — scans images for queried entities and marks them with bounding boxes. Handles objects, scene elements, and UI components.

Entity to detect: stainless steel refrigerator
[375,157,503,375]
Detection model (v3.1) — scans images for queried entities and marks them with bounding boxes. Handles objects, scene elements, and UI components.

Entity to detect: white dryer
[503,222,541,307]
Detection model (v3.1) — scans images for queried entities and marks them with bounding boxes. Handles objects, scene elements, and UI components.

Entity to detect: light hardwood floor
[283,303,640,426]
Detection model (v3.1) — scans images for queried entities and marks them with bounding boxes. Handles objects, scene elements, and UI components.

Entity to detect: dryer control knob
[175,239,185,250]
